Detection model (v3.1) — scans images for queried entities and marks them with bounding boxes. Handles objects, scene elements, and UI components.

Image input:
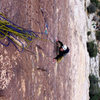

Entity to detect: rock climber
[53,40,69,62]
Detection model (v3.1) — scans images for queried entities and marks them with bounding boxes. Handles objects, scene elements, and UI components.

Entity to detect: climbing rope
[41,8,48,35]
[40,8,55,44]
[0,12,54,52]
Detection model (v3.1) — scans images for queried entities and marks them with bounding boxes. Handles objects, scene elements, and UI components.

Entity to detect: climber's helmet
[62,45,67,50]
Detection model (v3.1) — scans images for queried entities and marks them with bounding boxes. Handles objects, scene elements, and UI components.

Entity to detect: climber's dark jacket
[54,40,69,61]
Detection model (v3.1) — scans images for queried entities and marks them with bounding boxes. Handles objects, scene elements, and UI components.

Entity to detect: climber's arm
[57,40,63,47]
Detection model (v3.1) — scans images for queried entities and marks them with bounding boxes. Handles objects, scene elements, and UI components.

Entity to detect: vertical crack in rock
[21,77,26,98]
[35,47,39,63]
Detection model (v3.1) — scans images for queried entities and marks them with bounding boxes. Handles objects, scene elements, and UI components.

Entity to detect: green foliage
[90,0,99,7]
[89,74,100,100]
[97,11,100,16]
[87,41,97,57]
[96,31,100,41]
[87,3,97,14]
[87,31,91,36]
[97,2,100,9]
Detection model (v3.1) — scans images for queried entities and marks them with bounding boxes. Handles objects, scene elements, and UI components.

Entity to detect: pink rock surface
[0,0,89,100]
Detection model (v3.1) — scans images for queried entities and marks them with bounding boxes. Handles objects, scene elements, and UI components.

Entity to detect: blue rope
[4,25,32,41]
[0,31,5,38]
[0,31,24,52]
[0,36,10,47]
[0,15,47,36]
[0,13,50,52]
[8,32,24,52]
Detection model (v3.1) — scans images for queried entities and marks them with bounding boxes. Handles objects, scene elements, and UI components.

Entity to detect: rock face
[0,0,89,100]
[68,0,89,100]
